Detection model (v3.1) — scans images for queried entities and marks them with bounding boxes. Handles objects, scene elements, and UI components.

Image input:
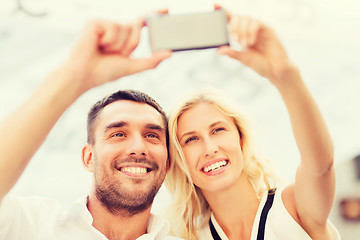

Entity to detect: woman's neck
[202,174,261,240]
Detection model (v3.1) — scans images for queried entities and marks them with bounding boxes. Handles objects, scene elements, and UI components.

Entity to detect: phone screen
[147,10,229,52]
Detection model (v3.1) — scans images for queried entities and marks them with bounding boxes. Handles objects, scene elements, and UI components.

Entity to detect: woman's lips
[201,159,229,174]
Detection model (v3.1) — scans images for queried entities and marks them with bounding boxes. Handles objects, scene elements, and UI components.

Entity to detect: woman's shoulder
[267,185,340,239]
[197,221,213,240]
[277,184,300,223]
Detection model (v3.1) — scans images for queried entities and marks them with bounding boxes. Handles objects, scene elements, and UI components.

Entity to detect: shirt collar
[65,196,171,239]
[63,195,93,225]
[138,214,171,239]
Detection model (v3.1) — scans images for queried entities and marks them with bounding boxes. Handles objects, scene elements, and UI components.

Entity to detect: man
[0,16,179,240]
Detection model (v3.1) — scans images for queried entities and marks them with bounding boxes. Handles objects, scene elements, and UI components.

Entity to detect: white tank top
[197,186,340,240]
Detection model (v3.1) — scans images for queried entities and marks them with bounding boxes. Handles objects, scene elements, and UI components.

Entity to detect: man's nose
[127,134,148,156]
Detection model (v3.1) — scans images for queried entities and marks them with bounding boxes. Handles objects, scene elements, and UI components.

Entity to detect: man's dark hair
[87,89,168,148]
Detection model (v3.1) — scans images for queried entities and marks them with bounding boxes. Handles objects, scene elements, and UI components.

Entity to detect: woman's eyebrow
[179,121,228,141]
[209,120,231,130]
[179,131,196,142]
[209,121,226,128]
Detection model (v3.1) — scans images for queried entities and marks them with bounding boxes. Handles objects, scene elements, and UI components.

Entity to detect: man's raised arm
[0,19,171,201]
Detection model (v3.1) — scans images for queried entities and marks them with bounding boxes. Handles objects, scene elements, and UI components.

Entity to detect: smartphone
[147,10,229,52]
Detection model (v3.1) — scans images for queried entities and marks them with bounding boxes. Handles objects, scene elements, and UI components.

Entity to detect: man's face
[89,100,168,216]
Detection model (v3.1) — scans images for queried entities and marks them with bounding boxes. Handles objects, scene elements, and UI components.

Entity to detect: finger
[102,25,132,54]
[128,50,172,74]
[239,17,250,48]
[247,20,261,47]
[121,9,169,55]
[218,46,269,78]
[98,21,121,48]
[217,46,241,58]
[122,14,148,55]
[121,22,141,56]
[115,25,131,52]
[229,15,241,43]
[213,4,232,22]
[155,8,169,15]
[134,15,146,28]
[69,21,100,56]
[217,45,253,65]
[214,3,222,10]
[144,9,169,26]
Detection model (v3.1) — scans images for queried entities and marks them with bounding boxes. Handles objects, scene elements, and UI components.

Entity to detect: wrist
[42,63,90,103]
[56,62,93,93]
[270,62,302,88]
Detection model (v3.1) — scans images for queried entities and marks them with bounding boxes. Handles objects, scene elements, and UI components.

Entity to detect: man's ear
[82,144,95,173]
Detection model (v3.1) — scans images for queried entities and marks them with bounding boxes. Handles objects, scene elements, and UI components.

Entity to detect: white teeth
[121,167,147,174]
[203,160,227,173]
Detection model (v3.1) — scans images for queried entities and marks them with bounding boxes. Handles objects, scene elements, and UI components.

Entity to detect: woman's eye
[185,136,197,144]
[213,127,225,134]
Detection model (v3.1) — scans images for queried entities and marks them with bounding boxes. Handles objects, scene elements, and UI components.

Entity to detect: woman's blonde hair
[164,89,276,239]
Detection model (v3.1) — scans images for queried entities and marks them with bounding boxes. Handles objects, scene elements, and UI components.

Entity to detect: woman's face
[176,102,244,193]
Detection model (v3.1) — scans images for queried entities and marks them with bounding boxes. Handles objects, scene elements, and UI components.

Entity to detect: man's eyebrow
[104,121,127,132]
[146,123,165,132]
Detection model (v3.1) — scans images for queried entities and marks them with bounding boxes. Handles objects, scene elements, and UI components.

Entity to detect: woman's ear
[238,130,243,150]
[166,157,171,173]
[82,144,95,173]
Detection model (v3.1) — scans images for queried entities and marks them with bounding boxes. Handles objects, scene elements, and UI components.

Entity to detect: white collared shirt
[198,186,341,240]
[0,195,182,240]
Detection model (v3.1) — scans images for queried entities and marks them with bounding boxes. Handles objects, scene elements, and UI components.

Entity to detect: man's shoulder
[1,194,61,211]
[0,195,64,239]
[0,194,88,222]
[147,214,185,240]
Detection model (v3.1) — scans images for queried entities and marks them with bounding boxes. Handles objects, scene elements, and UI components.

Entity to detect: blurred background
[1,0,359,238]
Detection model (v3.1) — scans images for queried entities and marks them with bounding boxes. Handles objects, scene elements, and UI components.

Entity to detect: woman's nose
[203,138,219,158]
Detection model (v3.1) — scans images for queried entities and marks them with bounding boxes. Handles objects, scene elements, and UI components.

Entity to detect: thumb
[217,46,250,65]
[129,50,172,73]
[218,46,270,78]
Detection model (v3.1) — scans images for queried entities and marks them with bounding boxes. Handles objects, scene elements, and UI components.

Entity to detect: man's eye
[145,133,159,139]
[185,136,197,144]
[112,132,125,138]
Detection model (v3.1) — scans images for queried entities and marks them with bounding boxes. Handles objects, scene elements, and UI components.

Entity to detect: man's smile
[117,164,153,177]
[114,157,158,178]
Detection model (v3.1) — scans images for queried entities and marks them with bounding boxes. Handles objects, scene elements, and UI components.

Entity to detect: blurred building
[331,155,360,239]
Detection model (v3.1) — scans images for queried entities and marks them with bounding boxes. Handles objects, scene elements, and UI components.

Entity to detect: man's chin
[95,183,158,216]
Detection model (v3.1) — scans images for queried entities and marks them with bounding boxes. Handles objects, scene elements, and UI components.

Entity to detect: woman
[165,12,340,240]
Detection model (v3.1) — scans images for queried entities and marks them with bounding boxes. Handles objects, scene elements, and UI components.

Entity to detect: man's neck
[87,194,151,240]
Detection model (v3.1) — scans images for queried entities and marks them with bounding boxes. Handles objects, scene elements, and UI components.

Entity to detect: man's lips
[117,165,152,175]
[121,167,148,174]
[114,157,158,177]
[201,159,229,174]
